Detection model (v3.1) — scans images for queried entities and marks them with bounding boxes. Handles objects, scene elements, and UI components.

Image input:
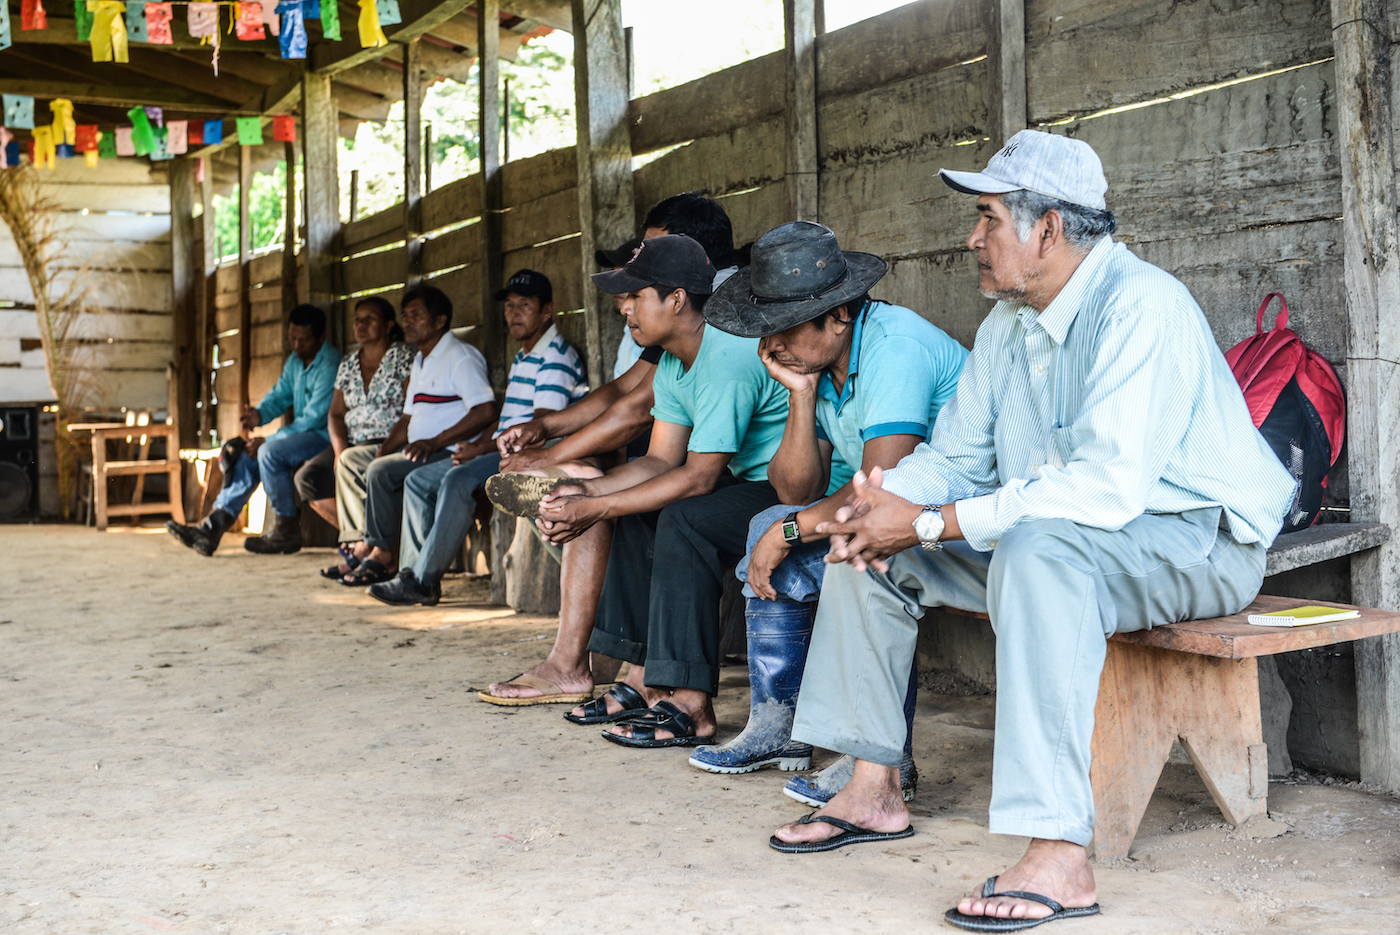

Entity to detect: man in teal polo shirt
[688,222,967,800]
[527,234,790,747]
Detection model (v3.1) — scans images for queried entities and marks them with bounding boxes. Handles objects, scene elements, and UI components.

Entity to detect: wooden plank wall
[212,250,298,442]
[0,159,173,413]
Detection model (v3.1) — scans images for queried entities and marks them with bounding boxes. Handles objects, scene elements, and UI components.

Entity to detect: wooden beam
[404,39,425,289]
[985,0,1026,149]
[238,145,253,416]
[169,158,200,449]
[479,0,506,383]
[302,73,340,337]
[783,0,819,221]
[310,0,474,75]
[501,0,573,31]
[571,0,634,385]
[1332,0,1400,793]
[283,141,299,324]
[0,79,236,112]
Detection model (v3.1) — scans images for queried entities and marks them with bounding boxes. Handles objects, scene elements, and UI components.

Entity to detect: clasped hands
[817,466,923,573]
[535,482,603,545]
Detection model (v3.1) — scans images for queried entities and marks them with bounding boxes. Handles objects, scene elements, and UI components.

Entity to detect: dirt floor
[3,524,1399,934]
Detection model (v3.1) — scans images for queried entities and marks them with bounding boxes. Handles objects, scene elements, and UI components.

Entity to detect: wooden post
[479,0,506,383]
[404,37,425,290]
[1332,0,1400,793]
[502,79,511,164]
[624,25,634,96]
[238,143,253,416]
[349,168,360,222]
[572,0,634,386]
[302,73,340,319]
[169,157,199,449]
[783,0,819,222]
[424,123,434,194]
[986,0,1027,150]
[282,140,298,326]
[198,159,216,446]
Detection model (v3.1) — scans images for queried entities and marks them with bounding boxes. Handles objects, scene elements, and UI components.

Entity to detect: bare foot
[567,665,666,719]
[607,688,715,741]
[772,760,908,846]
[488,657,593,699]
[954,839,1097,922]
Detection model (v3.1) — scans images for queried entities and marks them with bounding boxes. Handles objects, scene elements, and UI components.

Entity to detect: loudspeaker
[0,406,40,521]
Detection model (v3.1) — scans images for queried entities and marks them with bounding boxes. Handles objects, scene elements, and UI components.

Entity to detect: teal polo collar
[816,305,868,415]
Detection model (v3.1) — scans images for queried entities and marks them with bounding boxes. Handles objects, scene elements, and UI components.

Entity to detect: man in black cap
[688,221,968,803]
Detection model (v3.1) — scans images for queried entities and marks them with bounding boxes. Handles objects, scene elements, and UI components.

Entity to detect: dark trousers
[588,476,780,695]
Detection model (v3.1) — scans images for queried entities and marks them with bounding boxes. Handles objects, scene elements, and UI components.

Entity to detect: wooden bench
[949,522,1398,860]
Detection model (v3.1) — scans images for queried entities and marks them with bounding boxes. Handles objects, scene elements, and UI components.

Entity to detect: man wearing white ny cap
[769,131,1295,929]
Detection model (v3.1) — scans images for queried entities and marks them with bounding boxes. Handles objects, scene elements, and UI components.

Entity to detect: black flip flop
[321,550,363,579]
[943,877,1100,931]
[768,813,914,853]
[601,700,716,749]
[339,558,395,586]
[563,682,648,724]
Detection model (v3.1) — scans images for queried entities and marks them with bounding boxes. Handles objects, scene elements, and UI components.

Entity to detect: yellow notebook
[1247,605,1360,627]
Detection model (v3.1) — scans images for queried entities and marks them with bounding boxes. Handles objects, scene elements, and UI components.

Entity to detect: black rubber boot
[166,508,235,557]
[244,512,303,554]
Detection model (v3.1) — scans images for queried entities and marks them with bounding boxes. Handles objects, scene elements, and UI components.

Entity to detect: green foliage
[211,161,293,261]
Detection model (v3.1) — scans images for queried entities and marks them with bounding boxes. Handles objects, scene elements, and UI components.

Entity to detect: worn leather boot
[689,597,817,774]
[243,511,303,554]
[165,508,235,557]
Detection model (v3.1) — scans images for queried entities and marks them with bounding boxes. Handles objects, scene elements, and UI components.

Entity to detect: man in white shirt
[340,285,497,587]
[369,270,584,605]
[768,132,1296,931]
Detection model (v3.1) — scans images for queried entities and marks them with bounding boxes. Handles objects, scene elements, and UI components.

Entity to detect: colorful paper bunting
[271,113,295,142]
[318,0,337,39]
[3,95,34,129]
[186,120,203,146]
[302,0,318,17]
[73,0,91,40]
[50,98,75,145]
[127,106,157,155]
[4,140,20,166]
[21,0,48,31]
[56,143,73,159]
[235,116,263,145]
[98,132,117,158]
[114,126,134,156]
[85,149,99,167]
[235,1,264,39]
[0,3,13,51]
[144,105,162,128]
[89,1,129,63]
[187,1,217,39]
[32,126,55,170]
[357,0,384,48]
[166,119,187,154]
[275,0,305,58]
[196,156,204,183]
[260,0,278,35]
[145,1,173,43]
[202,119,222,145]
[149,126,172,161]
[374,0,399,25]
[124,0,147,41]
[74,124,99,152]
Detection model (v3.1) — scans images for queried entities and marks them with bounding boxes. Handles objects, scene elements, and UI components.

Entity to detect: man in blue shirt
[768,132,1296,930]
[688,222,968,803]
[166,304,341,556]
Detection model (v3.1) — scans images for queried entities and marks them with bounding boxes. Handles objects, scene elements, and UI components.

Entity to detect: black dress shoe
[368,569,441,606]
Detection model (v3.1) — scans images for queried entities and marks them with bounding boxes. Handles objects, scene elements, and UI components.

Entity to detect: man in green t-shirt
[530,234,789,747]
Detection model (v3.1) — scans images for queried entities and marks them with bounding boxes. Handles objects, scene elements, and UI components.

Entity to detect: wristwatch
[913,505,945,551]
[781,511,802,544]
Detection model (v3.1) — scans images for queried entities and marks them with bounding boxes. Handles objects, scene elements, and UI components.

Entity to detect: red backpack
[1224,293,1346,534]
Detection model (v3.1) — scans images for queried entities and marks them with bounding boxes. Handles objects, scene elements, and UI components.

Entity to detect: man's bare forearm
[535,385,654,465]
[768,387,827,504]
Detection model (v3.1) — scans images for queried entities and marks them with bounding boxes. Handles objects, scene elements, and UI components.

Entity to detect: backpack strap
[1257,292,1289,333]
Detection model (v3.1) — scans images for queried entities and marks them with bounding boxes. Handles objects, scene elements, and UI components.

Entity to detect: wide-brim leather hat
[704,221,888,338]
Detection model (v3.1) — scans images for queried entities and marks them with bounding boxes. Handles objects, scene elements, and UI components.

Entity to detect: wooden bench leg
[1090,641,1266,859]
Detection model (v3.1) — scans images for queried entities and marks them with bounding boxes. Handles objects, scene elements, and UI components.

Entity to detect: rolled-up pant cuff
[644,659,717,696]
[988,816,1094,848]
[587,628,646,665]
[789,725,903,769]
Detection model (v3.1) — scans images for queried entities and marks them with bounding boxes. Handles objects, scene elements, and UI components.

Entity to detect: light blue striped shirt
[496,322,586,437]
[882,237,1296,552]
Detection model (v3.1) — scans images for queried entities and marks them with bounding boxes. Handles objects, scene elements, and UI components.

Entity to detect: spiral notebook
[1247,605,1360,627]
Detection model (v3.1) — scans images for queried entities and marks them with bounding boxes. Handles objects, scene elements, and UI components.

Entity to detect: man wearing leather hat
[688,221,967,808]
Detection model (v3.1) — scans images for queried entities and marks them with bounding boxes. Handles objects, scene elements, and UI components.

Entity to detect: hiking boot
[243,512,303,554]
[165,508,235,557]
[782,753,919,807]
[368,569,441,606]
[217,437,246,487]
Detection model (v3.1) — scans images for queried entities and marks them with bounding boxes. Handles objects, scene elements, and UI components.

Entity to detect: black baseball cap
[591,234,714,298]
[595,238,643,269]
[494,268,553,302]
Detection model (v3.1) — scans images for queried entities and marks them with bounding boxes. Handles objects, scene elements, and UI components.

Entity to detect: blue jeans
[402,451,502,582]
[213,431,329,518]
[736,501,828,602]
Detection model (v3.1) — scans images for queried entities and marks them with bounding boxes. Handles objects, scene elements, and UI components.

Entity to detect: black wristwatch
[781,511,802,544]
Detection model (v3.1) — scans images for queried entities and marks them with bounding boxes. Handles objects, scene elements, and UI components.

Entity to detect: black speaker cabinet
[0,406,40,521]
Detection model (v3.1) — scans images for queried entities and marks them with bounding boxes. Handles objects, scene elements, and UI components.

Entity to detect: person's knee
[292,463,318,502]
[364,455,397,488]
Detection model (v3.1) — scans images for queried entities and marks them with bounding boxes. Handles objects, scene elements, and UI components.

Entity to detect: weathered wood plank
[424,263,484,328]
[421,224,481,274]
[215,264,241,294]
[986,0,1027,148]
[784,0,820,221]
[341,204,405,252]
[1266,523,1392,576]
[0,268,174,313]
[502,234,585,317]
[56,213,171,244]
[421,175,484,234]
[46,184,171,214]
[248,252,285,287]
[0,240,173,270]
[503,187,579,253]
[342,247,410,296]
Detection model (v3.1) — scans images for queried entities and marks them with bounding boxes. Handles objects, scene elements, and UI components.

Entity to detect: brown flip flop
[485,470,576,518]
[477,673,594,706]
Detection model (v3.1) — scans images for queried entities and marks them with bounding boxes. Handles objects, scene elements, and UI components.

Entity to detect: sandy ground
[3,524,1399,934]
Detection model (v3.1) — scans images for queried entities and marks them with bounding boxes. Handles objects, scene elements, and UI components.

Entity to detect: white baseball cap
[939,129,1108,210]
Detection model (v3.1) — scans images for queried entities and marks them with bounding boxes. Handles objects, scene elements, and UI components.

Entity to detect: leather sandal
[601,700,716,749]
[562,682,648,724]
[339,558,395,586]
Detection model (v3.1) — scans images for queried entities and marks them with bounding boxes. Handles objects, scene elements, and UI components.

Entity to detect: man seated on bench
[688,221,967,803]
[767,131,1295,931]
[166,304,341,556]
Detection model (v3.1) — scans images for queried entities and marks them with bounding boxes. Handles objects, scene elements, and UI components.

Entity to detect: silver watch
[913,506,945,551]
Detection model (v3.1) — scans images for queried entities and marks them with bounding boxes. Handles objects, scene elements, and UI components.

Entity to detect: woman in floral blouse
[297,296,415,579]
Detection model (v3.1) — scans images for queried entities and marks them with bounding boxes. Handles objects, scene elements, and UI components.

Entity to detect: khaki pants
[334,443,381,543]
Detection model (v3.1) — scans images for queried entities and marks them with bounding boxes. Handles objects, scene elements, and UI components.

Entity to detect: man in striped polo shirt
[370,269,585,605]
[769,132,1296,929]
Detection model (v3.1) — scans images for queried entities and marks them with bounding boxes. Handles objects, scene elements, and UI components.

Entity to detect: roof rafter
[0,79,242,112]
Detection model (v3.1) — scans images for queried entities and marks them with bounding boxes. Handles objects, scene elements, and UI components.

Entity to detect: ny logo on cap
[999,140,1020,158]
